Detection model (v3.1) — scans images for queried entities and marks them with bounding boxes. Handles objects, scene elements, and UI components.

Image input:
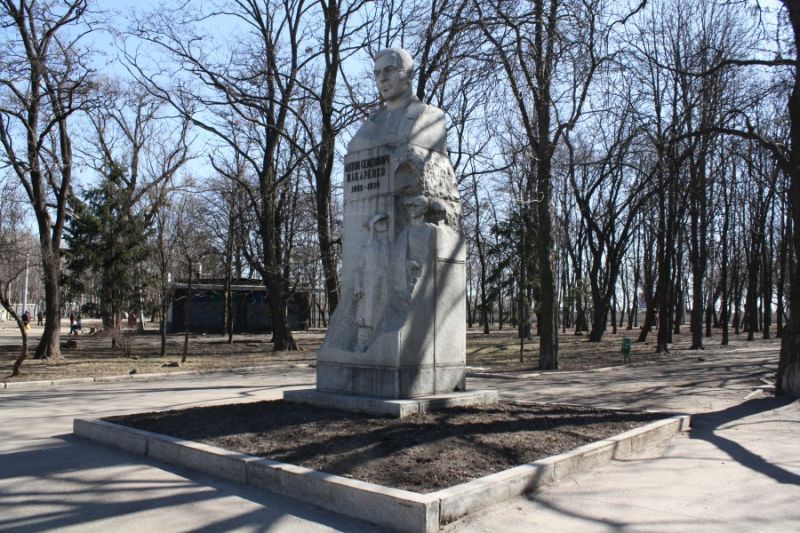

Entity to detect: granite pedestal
[283,388,499,418]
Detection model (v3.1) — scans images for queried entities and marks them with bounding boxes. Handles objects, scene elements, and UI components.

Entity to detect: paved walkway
[447,346,800,532]
[1,346,798,532]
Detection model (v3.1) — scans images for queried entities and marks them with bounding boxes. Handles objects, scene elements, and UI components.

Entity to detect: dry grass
[0,318,781,381]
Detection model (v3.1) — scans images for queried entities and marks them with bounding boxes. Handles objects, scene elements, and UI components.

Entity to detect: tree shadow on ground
[105,401,664,492]
[0,436,374,533]
[690,396,800,486]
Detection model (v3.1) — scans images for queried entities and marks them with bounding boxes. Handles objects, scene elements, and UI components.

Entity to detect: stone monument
[286,48,497,413]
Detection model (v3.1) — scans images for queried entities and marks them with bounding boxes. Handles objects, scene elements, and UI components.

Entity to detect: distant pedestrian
[70,314,82,335]
[22,311,30,331]
[128,310,137,329]
[37,311,43,326]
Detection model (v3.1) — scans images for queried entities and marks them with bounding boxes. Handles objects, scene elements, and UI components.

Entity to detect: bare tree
[0,0,94,359]
[565,102,654,343]
[0,179,35,376]
[127,0,319,350]
[150,186,184,357]
[173,193,211,363]
[198,172,247,343]
[301,0,369,316]
[773,0,800,395]
[475,0,629,369]
[681,0,800,395]
[70,81,190,334]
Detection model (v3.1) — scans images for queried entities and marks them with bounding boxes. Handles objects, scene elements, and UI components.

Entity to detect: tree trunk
[316,193,340,315]
[531,49,558,366]
[611,293,618,335]
[1,294,29,376]
[655,170,674,354]
[34,249,62,360]
[182,271,192,363]
[466,274,475,328]
[536,152,559,370]
[776,213,789,338]
[689,188,706,349]
[472,176,491,335]
[311,0,345,316]
[498,273,505,331]
[777,0,800,397]
[638,230,657,342]
[266,275,297,351]
[12,329,28,377]
[732,258,742,335]
[517,290,530,363]
[720,172,731,346]
[745,237,760,341]
[672,274,682,336]
[704,291,714,339]
[224,209,235,344]
[561,255,569,333]
[259,188,297,351]
[588,296,607,342]
[160,296,168,357]
[763,211,774,340]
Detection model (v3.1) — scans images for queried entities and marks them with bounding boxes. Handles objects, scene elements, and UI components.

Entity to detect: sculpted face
[373,52,412,104]
[367,212,389,234]
[402,195,428,219]
[374,217,388,232]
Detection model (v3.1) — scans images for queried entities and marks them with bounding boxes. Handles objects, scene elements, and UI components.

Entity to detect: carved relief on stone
[398,195,428,295]
[354,212,390,352]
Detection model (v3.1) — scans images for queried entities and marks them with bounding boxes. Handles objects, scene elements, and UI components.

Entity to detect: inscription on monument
[345,155,389,195]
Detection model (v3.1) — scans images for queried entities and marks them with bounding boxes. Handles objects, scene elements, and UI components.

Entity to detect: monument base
[315,361,466,398]
[283,388,499,418]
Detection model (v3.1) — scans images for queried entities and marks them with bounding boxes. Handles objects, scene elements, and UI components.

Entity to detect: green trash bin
[621,337,631,360]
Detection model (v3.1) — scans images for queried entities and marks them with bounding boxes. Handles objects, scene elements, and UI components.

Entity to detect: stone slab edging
[284,388,500,417]
[1,363,312,390]
[73,409,690,532]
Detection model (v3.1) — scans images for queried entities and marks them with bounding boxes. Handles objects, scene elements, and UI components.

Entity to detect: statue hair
[375,48,416,78]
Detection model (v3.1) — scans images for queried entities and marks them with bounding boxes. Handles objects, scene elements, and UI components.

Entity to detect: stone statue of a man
[348,48,447,154]
[316,46,466,399]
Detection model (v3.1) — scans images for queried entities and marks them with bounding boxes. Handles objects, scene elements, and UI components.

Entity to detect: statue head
[401,194,428,221]
[373,48,415,105]
[365,212,389,244]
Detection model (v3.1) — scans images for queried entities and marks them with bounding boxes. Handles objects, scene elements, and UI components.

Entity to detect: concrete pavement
[0,370,373,532]
[1,345,798,532]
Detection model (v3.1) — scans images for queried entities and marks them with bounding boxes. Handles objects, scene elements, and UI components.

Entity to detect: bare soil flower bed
[107,400,663,493]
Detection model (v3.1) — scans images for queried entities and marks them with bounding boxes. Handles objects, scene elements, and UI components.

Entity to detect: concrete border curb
[284,388,499,417]
[74,408,689,532]
[2,363,313,390]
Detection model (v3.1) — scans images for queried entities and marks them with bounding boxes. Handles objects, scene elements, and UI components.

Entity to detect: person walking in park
[70,313,82,335]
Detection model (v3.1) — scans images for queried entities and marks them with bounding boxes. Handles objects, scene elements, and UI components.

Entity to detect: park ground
[0,335,797,531]
[0,317,783,383]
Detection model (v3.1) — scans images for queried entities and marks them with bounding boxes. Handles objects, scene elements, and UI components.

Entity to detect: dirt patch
[107,400,664,493]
